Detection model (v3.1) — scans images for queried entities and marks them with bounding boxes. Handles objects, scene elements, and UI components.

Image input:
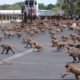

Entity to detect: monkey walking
[24,38,33,48]
[57,42,66,52]
[0,44,15,54]
[60,64,80,79]
[33,42,43,52]
[68,50,80,63]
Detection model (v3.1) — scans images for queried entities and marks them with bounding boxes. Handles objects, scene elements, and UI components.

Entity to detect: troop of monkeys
[23,38,43,52]
[0,19,80,79]
[0,38,43,54]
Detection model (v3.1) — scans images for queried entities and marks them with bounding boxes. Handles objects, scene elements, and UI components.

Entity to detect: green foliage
[46,4,55,10]
[38,3,60,10]
[0,4,11,10]
[0,2,58,10]
[52,6,61,10]
[0,2,24,10]
[57,0,80,16]
[38,3,47,10]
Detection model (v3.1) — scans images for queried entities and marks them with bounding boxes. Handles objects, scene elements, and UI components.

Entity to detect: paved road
[0,26,78,79]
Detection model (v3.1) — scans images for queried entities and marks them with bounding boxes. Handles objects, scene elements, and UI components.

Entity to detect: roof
[0,10,21,14]
[0,10,64,16]
[38,10,64,16]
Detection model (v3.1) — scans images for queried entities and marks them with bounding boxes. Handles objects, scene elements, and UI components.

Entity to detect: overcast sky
[0,0,57,5]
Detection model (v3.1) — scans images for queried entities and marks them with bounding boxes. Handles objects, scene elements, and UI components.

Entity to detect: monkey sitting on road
[0,44,15,54]
[60,64,80,79]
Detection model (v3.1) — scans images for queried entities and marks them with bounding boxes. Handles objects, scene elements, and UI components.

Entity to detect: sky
[0,0,57,5]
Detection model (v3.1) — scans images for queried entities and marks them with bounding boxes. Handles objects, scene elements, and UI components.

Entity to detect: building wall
[0,10,64,20]
[0,10,22,20]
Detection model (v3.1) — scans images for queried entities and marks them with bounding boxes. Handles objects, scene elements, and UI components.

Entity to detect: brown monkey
[61,36,69,42]
[33,42,43,52]
[57,42,66,52]
[51,38,59,47]
[68,50,80,63]
[60,64,80,79]
[24,38,33,48]
[0,44,15,54]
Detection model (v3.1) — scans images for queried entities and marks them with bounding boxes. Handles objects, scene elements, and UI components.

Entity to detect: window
[25,1,28,6]
[29,1,34,7]
[35,1,37,5]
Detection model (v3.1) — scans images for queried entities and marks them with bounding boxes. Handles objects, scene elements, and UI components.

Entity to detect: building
[23,0,38,17]
[0,10,22,20]
[0,10,64,20]
[0,0,64,21]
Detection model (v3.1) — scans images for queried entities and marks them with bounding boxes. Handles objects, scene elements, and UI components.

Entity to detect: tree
[46,4,54,10]
[57,0,64,7]
[0,4,11,10]
[52,6,61,10]
[57,0,78,17]
[76,0,80,15]
[0,2,24,10]
[38,3,47,10]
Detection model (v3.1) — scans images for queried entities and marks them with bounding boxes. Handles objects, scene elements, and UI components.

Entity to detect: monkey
[60,64,80,79]
[33,42,43,52]
[0,36,4,41]
[57,42,66,52]
[67,44,80,51]
[68,50,80,63]
[75,44,80,49]
[77,37,80,42]
[24,38,35,48]
[61,36,69,42]
[70,34,77,43]
[0,44,15,54]
[67,43,75,47]
[22,38,33,48]
[66,46,76,53]
[51,38,59,47]
[16,31,22,38]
